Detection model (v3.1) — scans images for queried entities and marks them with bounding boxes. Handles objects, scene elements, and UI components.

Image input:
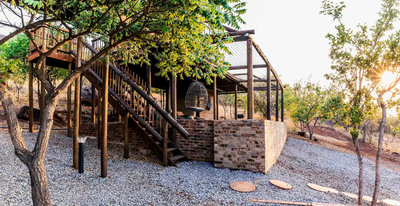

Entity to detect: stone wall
[79,122,151,154]
[264,120,287,172]
[214,119,287,174]
[176,119,214,162]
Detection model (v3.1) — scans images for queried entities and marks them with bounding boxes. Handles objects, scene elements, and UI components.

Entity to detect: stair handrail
[81,41,189,139]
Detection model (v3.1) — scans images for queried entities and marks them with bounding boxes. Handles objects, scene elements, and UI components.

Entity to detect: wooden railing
[81,42,189,139]
[30,25,72,54]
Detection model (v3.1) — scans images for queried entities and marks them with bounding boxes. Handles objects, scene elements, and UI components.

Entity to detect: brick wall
[79,119,287,174]
[176,119,214,162]
[214,120,287,174]
[79,122,151,154]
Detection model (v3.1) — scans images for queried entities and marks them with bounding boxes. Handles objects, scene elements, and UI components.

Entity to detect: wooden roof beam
[229,64,267,70]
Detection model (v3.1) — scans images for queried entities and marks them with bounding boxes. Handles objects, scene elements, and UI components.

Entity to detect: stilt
[214,76,218,120]
[166,83,170,112]
[79,74,83,124]
[281,87,284,122]
[97,94,102,149]
[146,65,152,119]
[101,56,109,178]
[266,66,271,120]
[124,113,129,159]
[92,85,96,123]
[234,84,238,120]
[39,26,46,123]
[171,75,177,142]
[40,59,46,123]
[247,38,254,119]
[67,63,72,137]
[29,62,34,132]
[276,83,279,121]
[73,37,83,170]
[163,119,168,167]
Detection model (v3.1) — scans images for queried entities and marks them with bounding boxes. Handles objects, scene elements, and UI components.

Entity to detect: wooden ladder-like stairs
[72,42,190,166]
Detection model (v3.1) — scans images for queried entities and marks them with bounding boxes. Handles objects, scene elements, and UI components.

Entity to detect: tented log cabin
[27,25,287,176]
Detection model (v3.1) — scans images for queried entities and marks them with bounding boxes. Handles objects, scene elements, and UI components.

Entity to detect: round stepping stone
[269,180,292,190]
[382,199,400,206]
[307,183,339,194]
[230,181,255,192]
[341,192,358,199]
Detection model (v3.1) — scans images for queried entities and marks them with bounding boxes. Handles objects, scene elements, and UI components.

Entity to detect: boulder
[17,106,40,120]
[81,85,96,106]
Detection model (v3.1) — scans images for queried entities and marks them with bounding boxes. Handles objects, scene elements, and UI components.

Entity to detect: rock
[17,106,40,120]
[81,85,97,106]
[17,106,66,126]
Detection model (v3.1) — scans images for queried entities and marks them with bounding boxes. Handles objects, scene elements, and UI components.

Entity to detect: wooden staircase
[72,42,190,166]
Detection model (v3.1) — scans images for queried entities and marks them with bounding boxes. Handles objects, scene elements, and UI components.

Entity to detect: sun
[381,70,396,86]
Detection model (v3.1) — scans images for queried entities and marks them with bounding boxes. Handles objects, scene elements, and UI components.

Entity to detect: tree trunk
[1,81,59,206]
[372,102,386,206]
[28,161,51,206]
[352,136,363,205]
[307,123,313,140]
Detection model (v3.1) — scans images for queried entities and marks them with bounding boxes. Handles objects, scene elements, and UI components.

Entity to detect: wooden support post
[171,75,177,143]
[79,74,83,123]
[171,75,177,119]
[214,76,218,120]
[146,65,152,120]
[29,62,34,132]
[163,120,168,167]
[216,91,219,120]
[91,85,96,123]
[73,37,83,170]
[247,38,254,119]
[67,63,72,137]
[166,84,170,113]
[234,84,238,120]
[97,95,102,149]
[276,83,279,121]
[39,26,47,123]
[266,65,271,120]
[101,56,109,178]
[124,113,129,159]
[40,60,46,123]
[281,87,284,122]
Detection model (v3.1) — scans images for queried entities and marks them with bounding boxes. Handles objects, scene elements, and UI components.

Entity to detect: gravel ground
[0,132,399,205]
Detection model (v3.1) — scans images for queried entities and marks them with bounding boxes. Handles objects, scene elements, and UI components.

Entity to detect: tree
[0,0,246,205]
[322,0,400,204]
[0,33,30,100]
[218,94,234,119]
[289,78,331,140]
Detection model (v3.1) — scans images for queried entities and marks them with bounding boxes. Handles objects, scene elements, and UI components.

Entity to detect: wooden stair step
[170,155,185,162]
[167,147,177,152]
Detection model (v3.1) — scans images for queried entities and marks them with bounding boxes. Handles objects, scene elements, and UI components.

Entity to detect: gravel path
[0,132,399,205]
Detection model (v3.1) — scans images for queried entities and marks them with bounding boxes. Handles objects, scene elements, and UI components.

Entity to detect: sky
[238,0,382,87]
[0,0,386,87]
